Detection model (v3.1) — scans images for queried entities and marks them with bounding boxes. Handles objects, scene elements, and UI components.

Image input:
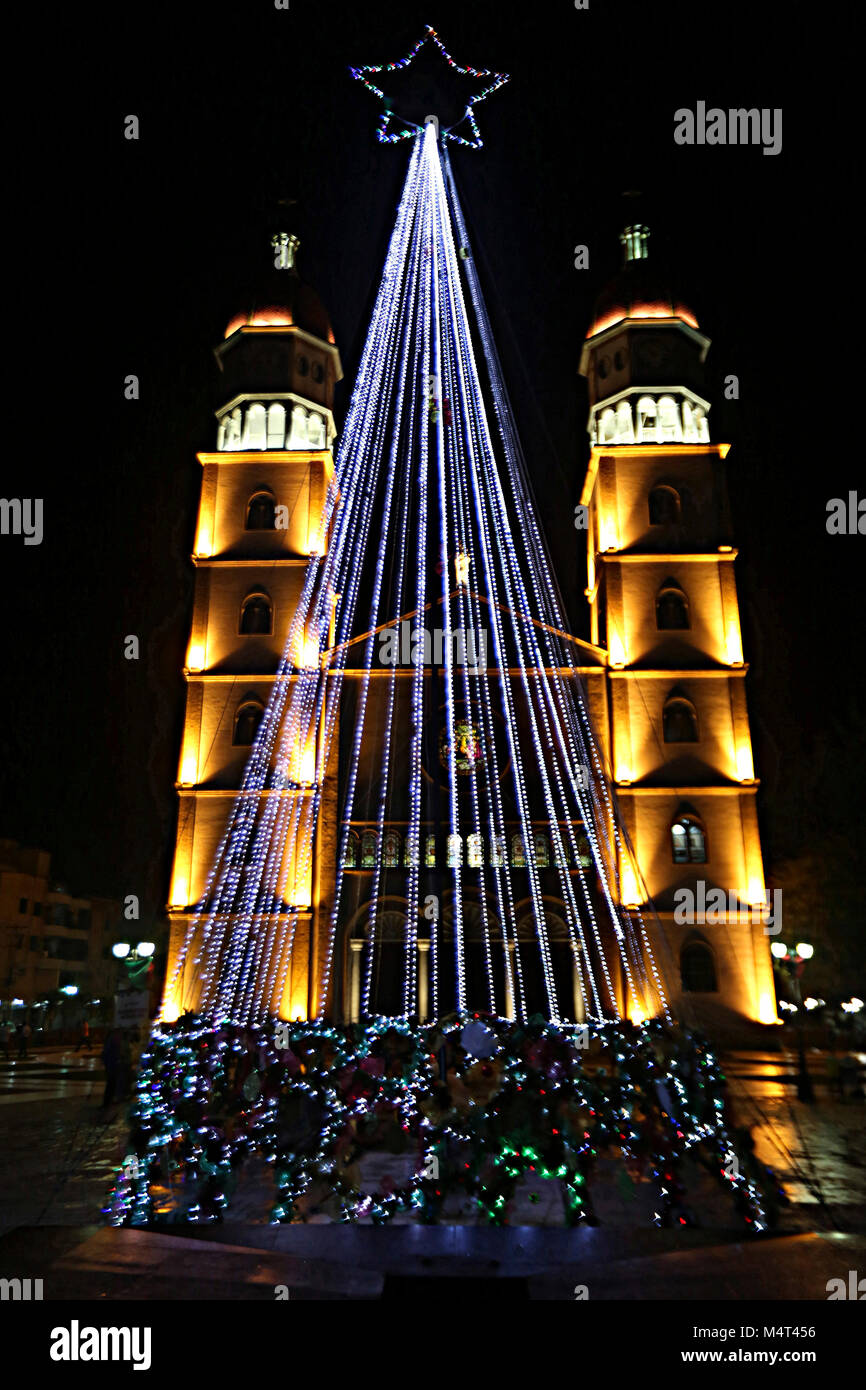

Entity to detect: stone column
[572,945,586,1024]
[417,940,430,1023]
[348,939,364,1024]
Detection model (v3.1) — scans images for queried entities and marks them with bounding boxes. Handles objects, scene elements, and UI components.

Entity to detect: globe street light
[771,942,815,1103]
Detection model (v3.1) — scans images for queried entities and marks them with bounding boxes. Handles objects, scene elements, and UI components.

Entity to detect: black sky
[2,1,857,929]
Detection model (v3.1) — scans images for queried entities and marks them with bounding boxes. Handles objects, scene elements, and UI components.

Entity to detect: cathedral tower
[163,231,343,1022]
[579,222,777,1028]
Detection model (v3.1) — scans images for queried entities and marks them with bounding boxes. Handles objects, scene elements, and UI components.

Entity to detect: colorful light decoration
[349,25,510,149]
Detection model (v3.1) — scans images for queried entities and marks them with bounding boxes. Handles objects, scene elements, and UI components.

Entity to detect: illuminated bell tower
[164,230,343,1022]
[579,221,776,1028]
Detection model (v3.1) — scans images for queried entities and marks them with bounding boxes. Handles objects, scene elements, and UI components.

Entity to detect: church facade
[162,222,776,1032]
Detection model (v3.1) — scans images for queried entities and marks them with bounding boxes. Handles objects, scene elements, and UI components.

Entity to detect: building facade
[163,222,775,1031]
[0,838,121,1018]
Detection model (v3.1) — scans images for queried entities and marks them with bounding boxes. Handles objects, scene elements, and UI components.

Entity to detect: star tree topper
[350,24,510,149]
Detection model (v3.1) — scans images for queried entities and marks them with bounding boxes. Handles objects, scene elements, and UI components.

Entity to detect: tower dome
[224,233,336,344]
[587,223,698,339]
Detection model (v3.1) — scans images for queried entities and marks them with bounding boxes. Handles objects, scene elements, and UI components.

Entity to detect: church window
[307,413,326,449]
[490,835,505,868]
[425,834,437,867]
[297,355,309,377]
[266,402,286,448]
[658,395,682,442]
[648,485,681,526]
[246,490,276,530]
[576,835,592,869]
[245,402,267,449]
[663,695,699,743]
[671,816,707,863]
[240,591,273,635]
[682,400,698,443]
[361,829,378,868]
[447,833,463,867]
[233,701,264,747]
[656,581,690,631]
[511,834,526,868]
[311,361,324,383]
[533,831,550,867]
[404,833,419,868]
[681,941,717,992]
[615,400,634,443]
[383,830,401,868]
[467,833,483,868]
[342,830,360,868]
[637,397,658,443]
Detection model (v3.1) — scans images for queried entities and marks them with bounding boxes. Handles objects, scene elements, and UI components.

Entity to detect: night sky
[3,1,855,938]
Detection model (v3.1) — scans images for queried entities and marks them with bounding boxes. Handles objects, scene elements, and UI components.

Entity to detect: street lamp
[112,941,156,991]
[771,942,815,1103]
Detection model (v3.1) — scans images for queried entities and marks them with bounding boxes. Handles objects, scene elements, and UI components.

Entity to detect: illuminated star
[349,24,510,149]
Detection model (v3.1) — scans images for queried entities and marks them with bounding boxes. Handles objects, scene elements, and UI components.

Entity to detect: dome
[586,224,698,338]
[224,234,336,344]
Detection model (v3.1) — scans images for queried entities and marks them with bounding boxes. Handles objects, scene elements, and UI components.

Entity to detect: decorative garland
[105,1014,786,1231]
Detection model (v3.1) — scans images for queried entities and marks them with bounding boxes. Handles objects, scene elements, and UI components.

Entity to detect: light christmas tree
[109,32,784,1231]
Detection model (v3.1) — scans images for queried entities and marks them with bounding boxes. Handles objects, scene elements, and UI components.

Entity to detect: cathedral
[163,216,776,1036]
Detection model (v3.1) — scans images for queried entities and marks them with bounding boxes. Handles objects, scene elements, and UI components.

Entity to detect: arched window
[425,835,437,868]
[695,407,710,442]
[289,405,308,449]
[490,835,506,868]
[663,695,699,743]
[658,395,682,442]
[233,700,263,747]
[615,400,634,443]
[239,591,273,635]
[656,581,690,631]
[223,408,242,450]
[244,402,267,449]
[648,485,681,526]
[342,830,360,869]
[266,402,286,449]
[467,833,484,868]
[511,834,526,868]
[246,490,276,530]
[576,835,592,869]
[382,830,401,868]
[671,816,707,864]
[533,831,550,867]
[637,396,657,443]
[361,830,378,868]
[307,413,326,450]
[553,832,568,868]
[681,940,717,992]
[600,407,617,443]
[682,400,698,443]
[447,833,463,868]
[403,833,419,868]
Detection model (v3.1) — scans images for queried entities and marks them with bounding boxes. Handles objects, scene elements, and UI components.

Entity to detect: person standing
[18,1021,31,1058]
[75,1018,90,1053]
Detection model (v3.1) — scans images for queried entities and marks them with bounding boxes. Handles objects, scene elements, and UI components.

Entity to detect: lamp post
[771,941,815,1103]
